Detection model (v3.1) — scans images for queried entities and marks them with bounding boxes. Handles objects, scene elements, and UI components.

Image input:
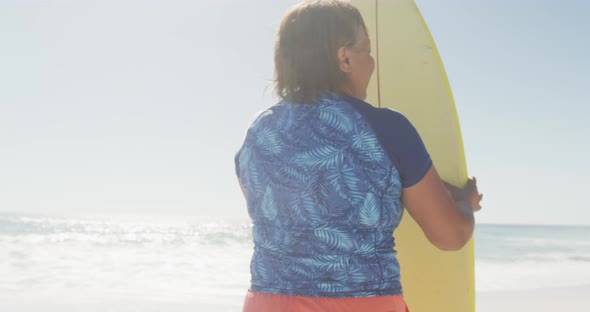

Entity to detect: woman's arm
[402,165,482,251]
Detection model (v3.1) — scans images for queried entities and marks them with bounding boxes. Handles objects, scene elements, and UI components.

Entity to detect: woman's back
[236,94,404,297]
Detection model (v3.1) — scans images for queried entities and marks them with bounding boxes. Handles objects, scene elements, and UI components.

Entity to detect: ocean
[1,213,589,309]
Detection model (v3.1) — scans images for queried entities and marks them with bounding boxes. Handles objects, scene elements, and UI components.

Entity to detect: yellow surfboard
[351,1,475,311]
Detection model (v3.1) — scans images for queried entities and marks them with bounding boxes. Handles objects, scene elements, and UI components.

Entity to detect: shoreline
[476,284,590,312]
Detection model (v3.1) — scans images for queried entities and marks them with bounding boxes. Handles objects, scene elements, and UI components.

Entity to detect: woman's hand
[444,177,483,212]
[402,167,477,251]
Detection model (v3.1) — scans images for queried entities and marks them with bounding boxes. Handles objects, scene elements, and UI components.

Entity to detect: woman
[235,1,483,311]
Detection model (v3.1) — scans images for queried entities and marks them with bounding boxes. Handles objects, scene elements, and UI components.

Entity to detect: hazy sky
[1,0,589,225]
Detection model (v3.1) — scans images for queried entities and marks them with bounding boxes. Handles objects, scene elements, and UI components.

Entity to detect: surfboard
[350,1,475,311]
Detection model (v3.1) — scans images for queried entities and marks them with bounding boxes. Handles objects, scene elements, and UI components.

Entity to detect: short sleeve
[346,96,432,188]
[387,111,433,187]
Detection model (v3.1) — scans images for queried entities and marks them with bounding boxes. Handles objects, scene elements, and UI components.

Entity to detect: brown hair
[274,0,366,104]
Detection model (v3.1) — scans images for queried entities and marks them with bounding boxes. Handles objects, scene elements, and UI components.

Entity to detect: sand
[477,284,590,312]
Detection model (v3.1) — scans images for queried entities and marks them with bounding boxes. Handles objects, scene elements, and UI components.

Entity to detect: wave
[476,256,590,292]
[0,215,253,246]
[2,215,589,253]
[2,214,589,294]
[569,255,590,262]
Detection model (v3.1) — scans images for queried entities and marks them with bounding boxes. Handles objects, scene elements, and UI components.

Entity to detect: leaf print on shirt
[261,185,278,221]
[251,253,273,282]
[356,242,377,255]
[327,164,365,205]
[288,261,317,280]
[299,254,347,273]
[359,193,380,227]
[256,128,283,155]
[318,102,355,134]
[351,130,385,163]
[345,263,372,284]
[295,145,345,169]
[309,170,331,214]
[242,145,268,199]
[354,254,383,280]
[317,282,347,293]
[253,225,281,249]
[314,226,355,252]
[281,128,318,151]
[288,192,317,225]
[264,157,308,192]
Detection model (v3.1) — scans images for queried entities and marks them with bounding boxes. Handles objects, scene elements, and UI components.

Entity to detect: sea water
[1,213,589,307]
[475,223,590,291]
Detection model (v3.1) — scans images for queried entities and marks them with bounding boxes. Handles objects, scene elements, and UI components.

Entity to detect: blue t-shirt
[235,94,431,297]
[342,94,432,188]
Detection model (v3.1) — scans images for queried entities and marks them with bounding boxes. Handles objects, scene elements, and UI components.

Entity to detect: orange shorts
[243,290,410,312]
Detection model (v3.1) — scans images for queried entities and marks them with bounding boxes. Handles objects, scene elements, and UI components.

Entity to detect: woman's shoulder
[336,94,414,132]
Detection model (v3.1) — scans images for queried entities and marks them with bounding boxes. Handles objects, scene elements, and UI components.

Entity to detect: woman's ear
[337,46,351,73]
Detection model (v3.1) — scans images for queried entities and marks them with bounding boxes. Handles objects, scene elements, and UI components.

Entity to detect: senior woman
[235,1,482,311]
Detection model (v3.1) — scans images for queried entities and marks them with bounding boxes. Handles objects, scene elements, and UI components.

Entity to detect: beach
[1,214,589,311]
[477,285,590,312]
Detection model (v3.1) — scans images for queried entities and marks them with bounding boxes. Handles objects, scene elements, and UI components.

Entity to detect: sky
[0,0,589,225]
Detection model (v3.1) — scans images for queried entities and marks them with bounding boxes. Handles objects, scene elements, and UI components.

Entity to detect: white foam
[476,258,590,292]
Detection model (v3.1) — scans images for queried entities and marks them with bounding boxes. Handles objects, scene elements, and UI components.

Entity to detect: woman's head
[274,0,374,103]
